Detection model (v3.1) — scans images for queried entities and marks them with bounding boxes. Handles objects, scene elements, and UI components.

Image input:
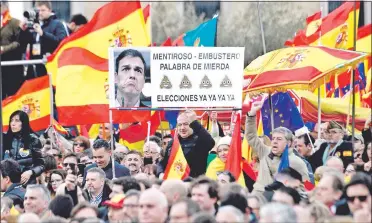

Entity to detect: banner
[150,47,244,108]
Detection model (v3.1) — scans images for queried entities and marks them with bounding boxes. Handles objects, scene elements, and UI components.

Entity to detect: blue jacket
[3,183,26,208]
[83,160,130,185]
[36,16,67,55]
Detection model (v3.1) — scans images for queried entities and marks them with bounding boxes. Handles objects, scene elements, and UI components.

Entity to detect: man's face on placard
[115,56,145,98]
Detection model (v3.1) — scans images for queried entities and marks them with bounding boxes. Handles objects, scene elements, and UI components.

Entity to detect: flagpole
[213,14,219,47]
[317,5,324,140]
[351,1,357,145]
[0,64,3,161]
[257,1,274,131]
[109,110,116,179]
[48,70,55,146]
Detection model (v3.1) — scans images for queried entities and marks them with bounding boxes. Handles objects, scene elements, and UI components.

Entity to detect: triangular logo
[220,75,232,87]
[199,75,212,89]
[179,75,192,89]
[160,75,172,89]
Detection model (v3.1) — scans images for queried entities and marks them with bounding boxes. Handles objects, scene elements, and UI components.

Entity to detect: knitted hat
[216,136,232,149]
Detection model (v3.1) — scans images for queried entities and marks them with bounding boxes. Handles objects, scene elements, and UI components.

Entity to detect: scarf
[1,10,11,27]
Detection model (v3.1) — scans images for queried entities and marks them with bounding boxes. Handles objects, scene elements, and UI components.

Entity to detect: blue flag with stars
[261,92,304,137]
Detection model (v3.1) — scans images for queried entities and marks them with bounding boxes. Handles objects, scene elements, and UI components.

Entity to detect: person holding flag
[246,100,310,194]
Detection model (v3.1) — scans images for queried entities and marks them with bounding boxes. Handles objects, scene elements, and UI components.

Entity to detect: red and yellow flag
[308,2,360,49]
[53,118,68,135]
[163,132,190,180]
[143,4,151,43]
[2,76,50,132]
[245,46,367,93]
[47,1,150,86]
[53,1,151,125]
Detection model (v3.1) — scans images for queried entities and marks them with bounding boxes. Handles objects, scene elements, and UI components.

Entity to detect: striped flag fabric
[143,4,151,43]
[245,46,367,93]
[163,132,190,180]
[2,76,51,132]
[53,1,151,125]
[53,119,69,135]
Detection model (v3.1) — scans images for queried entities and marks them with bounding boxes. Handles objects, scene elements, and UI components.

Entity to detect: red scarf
[1,10,11,27]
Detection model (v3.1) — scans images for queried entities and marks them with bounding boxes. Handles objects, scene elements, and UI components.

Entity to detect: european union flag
[165,111,179,129]
[261,92,304,137]
[278,145,290,172]
[180,15,218,47]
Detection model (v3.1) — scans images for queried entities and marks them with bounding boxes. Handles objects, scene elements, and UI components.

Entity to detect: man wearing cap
[104,194,130,223]
[308,121,353,171]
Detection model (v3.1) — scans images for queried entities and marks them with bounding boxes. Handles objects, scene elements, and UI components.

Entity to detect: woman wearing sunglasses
[73,136,91,154]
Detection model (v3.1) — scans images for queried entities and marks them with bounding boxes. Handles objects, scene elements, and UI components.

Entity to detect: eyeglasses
[50,179,63,184]
[347,195,368,202]
[63,163,76,169]
[73,143,85,147]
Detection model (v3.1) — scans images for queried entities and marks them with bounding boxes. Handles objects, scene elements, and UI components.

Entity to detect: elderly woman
[143,139,161,165]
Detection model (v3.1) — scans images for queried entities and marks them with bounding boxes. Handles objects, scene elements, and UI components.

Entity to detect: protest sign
[151,47,245,108]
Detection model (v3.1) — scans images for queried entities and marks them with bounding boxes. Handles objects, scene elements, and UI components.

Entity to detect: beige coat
[245,116,310,193]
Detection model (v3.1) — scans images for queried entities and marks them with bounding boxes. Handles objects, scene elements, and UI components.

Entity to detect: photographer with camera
[25,1,67,79]
[1,0,30,99]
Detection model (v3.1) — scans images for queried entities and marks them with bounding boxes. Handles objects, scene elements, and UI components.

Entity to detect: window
[328,1,364,27]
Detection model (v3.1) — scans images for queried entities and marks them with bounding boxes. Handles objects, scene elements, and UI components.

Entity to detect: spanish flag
[356,24,371,93]
[308,1,360,49]
[163,132,190,180]
[53,1,151,125]
[119,111,161,152]
[2,76,50,132]
[47,1,150,86]
[53,118,68,135]
[143,4,151,43]
[293,90,370,130]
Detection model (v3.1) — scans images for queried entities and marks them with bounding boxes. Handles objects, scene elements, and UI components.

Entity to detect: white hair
[140,188,168,208]
[260,202,297,223]
[272,127,293,142]
[26,184,51,202]
[217,205,245,222]
[144,141,161,153]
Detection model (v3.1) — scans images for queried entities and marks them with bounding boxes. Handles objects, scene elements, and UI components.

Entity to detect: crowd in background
[1,103,371,223]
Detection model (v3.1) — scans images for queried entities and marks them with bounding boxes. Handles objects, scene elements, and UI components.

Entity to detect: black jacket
[308,141,353,171]
[159,120,215,178]
[83,160,130,185]
[66,183,112,208]
[3,183,26,208]
[3,133,45,184]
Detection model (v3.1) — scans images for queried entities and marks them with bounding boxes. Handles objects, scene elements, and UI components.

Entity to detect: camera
[23,10,39,30]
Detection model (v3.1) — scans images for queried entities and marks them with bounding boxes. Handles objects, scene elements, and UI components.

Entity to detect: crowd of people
[1,1,372,222]
[1,101,371,223]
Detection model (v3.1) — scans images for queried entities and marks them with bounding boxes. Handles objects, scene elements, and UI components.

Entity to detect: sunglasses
[354,154,362,159]
[347,195,368,202]
[63,163,76,169]
[73,143,85,147]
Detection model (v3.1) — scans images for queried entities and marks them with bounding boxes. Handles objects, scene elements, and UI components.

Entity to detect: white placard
[151,47,245,108]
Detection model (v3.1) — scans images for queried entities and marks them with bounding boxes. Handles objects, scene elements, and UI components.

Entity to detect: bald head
[216,205,245,223]
[138,188,168,223]
[18,213,41,223]
[160,179,188,206]
[325,157,344,173]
